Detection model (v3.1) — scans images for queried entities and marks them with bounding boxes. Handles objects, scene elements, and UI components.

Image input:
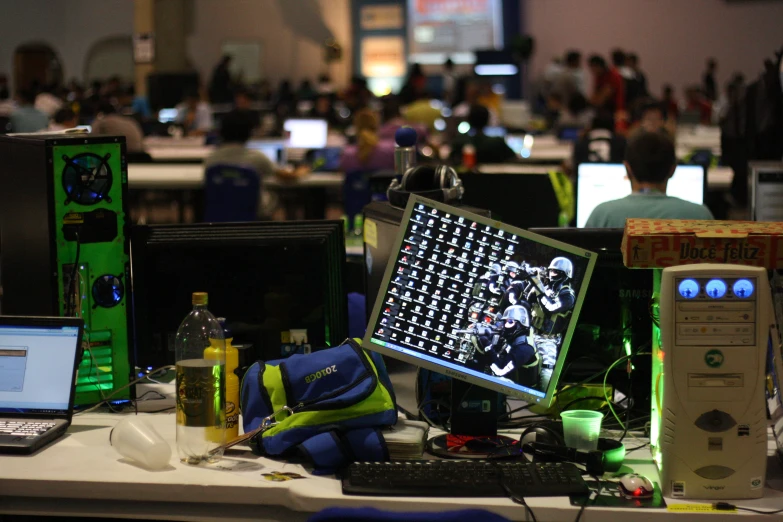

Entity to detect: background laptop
[575,163,707,227]
[0,316,83,454]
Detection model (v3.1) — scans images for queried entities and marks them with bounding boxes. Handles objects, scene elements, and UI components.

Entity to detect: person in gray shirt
[9,89,48,133]
[586,131,714,228]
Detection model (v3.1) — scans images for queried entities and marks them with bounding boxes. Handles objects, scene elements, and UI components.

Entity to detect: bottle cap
[192,292,208,305]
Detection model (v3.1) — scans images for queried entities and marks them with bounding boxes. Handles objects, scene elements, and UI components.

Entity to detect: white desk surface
[2,411,783,522]
[127,164,343,190]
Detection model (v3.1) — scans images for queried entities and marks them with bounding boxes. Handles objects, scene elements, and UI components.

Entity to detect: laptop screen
[576,163,706,227]
[246,140,287,165]
[283,119,328,149]
[0,324,81,415]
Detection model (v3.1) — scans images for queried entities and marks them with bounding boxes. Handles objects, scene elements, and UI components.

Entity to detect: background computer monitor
[363,196,596,407]
[246,139,287,165]
[130,221,347,368]
[458,167,561,230]
[530,227,653,418]
[283,119,328,149]
[157,108,179,124]
[576,163,707,227]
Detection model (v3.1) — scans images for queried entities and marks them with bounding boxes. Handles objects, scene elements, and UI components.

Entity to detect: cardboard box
[622,219,783,269]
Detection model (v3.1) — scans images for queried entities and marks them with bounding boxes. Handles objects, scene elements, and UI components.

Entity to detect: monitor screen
[283,119,328,149]
[576,163,706,227]
[364,196,596,405]
[158,108,178,124]
[407,0,503,65]
[247,140,286,165]
[0,324,81,415]
[483,126,507,138]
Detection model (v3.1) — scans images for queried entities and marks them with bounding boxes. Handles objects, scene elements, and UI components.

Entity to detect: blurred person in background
[379,96,427,141]
[627,53,648,102]
[0,74,13,116]
[685,86,713,125]
[450,105,517,164]
[628,100,675,139]
[92,101,145,153]
[442,58,457,105]
[175,89,214,136]
[573,115,627,165]
[297,79,316,101]
[10,89,48,133]
[209,55,234,104]
[205,110,282,217]
[49,107,78,131]
[340,108,395,172]
[662,84,680,121]
[588,54,625,133]
[399,64,427,106]
[703,58,718,101]
[34,84,63,118]
[0,74,8,100]
[308,94,341,128]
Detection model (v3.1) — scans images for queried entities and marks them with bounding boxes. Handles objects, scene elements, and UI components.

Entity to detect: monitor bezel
[362,195,597,407]
[575,162,708,227]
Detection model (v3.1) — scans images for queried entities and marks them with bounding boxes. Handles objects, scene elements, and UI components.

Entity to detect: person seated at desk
[378,97,427,142]
[175,89,213,136]
[92,101,145,154]
[308,94,341,128]
[48,107,78,131]
[449,105,517,165]
[9,89,48,133]
[339,108,395,172]
[572,115,627,165]
[585,131,714,228]
[628,100,676,140]
[205,110,305,216]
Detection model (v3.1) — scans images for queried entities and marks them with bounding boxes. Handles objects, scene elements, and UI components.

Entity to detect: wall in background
[0,0,134,89]
[187,0,352,89]
[525,0,783,100]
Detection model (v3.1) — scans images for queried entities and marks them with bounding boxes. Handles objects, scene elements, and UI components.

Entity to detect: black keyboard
[342,460,589,497]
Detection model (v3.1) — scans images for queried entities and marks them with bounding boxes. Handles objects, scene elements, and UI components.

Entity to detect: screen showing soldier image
[365,197,596,403]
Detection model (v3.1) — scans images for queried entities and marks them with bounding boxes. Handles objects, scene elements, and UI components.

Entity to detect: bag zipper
[279,341,377,412]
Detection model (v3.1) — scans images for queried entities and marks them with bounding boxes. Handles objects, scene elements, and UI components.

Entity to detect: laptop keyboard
[0,421,56,437]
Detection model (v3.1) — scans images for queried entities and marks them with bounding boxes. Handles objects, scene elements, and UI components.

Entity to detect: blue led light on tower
[705,279,727,299]
[678,278,699,299]
[733,279,755,298]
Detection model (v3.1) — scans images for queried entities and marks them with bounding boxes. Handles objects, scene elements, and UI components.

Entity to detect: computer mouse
[618,473,655,499]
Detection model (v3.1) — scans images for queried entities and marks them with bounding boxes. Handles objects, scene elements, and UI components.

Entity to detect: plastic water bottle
[175,292,226,464]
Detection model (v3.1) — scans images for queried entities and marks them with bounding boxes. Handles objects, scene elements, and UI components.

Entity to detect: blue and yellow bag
[241,339,397,472]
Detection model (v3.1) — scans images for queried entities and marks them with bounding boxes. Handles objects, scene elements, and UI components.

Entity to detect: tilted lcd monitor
[576,163,707,227]
[363,196,596,407]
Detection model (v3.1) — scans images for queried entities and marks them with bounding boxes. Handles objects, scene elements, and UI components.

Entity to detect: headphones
[387,164,464,209]
[517,421,626,476]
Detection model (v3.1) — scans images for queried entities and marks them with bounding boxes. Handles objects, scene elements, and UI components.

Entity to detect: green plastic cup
[561,410,603,450]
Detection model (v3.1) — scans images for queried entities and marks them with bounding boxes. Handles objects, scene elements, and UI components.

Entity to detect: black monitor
[130,221,347,368]
[530,228,653,416]
[459,167,561,230]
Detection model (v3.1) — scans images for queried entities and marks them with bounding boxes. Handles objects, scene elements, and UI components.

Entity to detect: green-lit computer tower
[0,134,132,405]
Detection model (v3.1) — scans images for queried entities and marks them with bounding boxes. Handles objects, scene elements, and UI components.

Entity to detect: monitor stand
[426,379,518,459]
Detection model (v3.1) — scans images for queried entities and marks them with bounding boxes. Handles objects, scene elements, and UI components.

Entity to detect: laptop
[0,316,83,454]
[575,163,707,227]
